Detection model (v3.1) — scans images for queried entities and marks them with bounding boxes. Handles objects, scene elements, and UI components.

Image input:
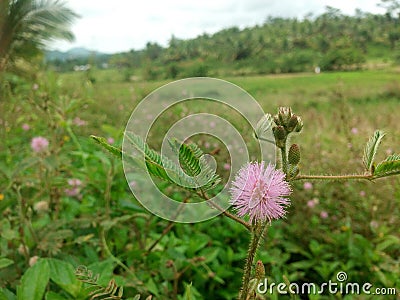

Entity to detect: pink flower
[303,182,313,190]
[107,137,115,144]
[307,198,318,208]
[31,137,49,153]
[68,178,82,187]
[223,163,231,170]
[351,127,358,134]
[320,211,329,219]
[22,123,30,131]
[370,220,378,229]
[230,162,291,223]
[359,190,366,197]
[73,117,87,126]
[65,187,80,197]
[65,178,82,197]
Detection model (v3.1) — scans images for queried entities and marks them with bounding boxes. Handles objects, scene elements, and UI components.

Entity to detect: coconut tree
[0,0,78,72]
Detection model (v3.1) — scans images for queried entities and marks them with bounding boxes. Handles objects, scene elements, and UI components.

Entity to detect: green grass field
[1,66,399,299]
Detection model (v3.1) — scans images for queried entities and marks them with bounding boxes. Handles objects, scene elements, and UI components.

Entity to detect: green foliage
[16,259,50,300]
[0,0,78,72]
[75,265,123,300]
[90,135,122,158]
[363,130,386,171]
[123,132,220,191]
[169,139,221,190]
[373,154,400,178]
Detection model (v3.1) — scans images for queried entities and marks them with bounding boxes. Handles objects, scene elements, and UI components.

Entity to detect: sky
[50,0,386,54]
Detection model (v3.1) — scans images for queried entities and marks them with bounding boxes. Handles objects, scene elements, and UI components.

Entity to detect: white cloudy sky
[51,0,385,53]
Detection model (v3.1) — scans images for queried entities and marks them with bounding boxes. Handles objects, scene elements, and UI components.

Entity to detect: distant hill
[45,47,109,62]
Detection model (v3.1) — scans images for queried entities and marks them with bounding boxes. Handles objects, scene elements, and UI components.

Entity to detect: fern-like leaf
[125,132,219,191]
[373,154,400,179]
[169,139,220,190]
[362,130,385,171]
[75,266,123,300]
[90,135,122,159]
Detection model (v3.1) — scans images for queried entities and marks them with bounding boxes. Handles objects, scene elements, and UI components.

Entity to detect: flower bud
[273,126,286,148]
[288,144,300,165]
[294,117,303,132]
[273,115,281,126]
[255,260,265,280]
[278,107,292,125]
[287,164,300,180]
[287,115,299,132]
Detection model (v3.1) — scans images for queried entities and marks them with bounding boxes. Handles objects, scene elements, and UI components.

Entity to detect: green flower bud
[273,125,286,140]
[288,164,300,179]
[273,126,286,148]
[288,144,300,165]
[273,115,281,126]
[294,117,303,132]
[278,107,293,125]
[287,115,299,132]
[255,260,265,280]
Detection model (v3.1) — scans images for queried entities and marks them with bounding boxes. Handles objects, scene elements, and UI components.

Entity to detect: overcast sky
[50,0,385,53]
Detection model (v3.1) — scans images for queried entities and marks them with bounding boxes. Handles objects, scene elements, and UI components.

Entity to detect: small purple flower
[307,198,319,208]
[303,182,313,190]
[65,187,80,197]
[22,123,30,131]
[320,211,329,219]
[31,137,49,153]
[73,117,87,126]
[68,178,82,187]
[65,178,82,198]
[351,127,358,134]
[223,163,231,170]
[230,162,291,223]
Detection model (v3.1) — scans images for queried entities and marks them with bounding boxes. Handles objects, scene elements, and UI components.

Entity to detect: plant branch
[239,222,267,300]
[199,191,251,231]
[293,173,374,181]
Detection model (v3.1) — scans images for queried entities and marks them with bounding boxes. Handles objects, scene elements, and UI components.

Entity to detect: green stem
[281,145,288,176]
[199,190,251,231]
[239,222,267,300]
[293,174,373,181]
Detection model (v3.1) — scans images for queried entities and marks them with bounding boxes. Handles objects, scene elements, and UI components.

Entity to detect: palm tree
[0,0,78,72]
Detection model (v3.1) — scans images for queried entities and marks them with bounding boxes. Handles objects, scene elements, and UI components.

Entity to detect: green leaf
[90,135,122,159]
[17,259,50,300]
[47,259,81,297]
[0,288,16,300]
[125,132,219,191]
[0,258,14,269]
[169,139,220,190]
[45,291,68,300]
[373,154,400,179]
[363,130,385,171]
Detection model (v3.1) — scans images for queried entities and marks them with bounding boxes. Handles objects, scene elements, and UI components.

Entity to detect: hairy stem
[281,145,288,176]
[294,174,373,181]
[239,222,267,300]
[199,191,251,231]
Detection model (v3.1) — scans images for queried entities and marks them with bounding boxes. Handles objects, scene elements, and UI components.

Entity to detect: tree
[0,0,78,72]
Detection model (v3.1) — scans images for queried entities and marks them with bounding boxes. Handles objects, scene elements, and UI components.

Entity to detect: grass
[1,66,399,299]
